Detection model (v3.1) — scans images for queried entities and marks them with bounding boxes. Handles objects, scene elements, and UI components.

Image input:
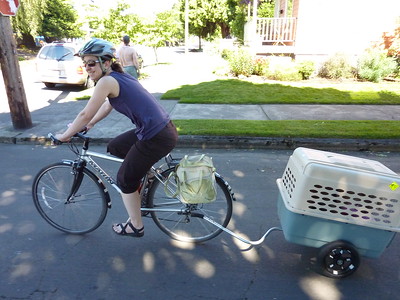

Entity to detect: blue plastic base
[277,195,396,258]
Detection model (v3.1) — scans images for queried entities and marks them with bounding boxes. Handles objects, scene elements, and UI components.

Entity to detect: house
[244,0,400,64]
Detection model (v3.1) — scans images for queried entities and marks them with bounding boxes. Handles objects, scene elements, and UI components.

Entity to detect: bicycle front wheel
[32,162,109,234]
[148,168,233,243]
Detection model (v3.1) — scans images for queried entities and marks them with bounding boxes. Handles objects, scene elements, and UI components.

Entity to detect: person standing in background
[118,35,140,79]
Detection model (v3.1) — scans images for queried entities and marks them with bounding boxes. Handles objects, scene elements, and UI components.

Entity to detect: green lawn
[163,79,400,139]
[162,79,400,104]
[173,120,400,139]
[75,77,400,139]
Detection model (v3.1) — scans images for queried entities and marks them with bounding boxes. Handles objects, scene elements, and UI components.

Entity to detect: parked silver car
[35,42,94,89]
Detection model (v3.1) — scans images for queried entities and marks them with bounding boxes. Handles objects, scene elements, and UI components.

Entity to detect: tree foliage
[88,3,183,63]
[127,10,181,48]
[40,0,83,40]
[153,10,184,47]
[177,0,253,47]
[11,0,47,45]
[11,0,82,45]
[10,0,252,51]
[93,3,144,45]
[179,0,233,49]
[228,0,247,42]
[258,0,275,18]
[138,9,184,62]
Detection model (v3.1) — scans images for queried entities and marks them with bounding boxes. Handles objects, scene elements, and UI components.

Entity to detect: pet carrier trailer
[198,147,400,278]
[276,147,400,277]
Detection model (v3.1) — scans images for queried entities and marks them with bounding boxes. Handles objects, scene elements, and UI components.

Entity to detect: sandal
[112,221,144,238]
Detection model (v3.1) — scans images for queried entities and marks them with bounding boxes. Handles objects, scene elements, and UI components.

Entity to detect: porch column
[244,0,258,51]
[275,0,288,17]
[253,0,257,19]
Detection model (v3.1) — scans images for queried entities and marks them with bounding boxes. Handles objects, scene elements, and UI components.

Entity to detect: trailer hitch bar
[192,213,282,246]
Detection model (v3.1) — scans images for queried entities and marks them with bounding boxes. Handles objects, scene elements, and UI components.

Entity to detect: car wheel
[44,82,56,88]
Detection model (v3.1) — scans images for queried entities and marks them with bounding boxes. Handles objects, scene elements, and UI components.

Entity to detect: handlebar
[48,133,63,145]
[48,128,89,146]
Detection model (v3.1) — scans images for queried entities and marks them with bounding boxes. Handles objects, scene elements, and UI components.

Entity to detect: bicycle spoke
[33,163,108,234]
[149,168,233,243]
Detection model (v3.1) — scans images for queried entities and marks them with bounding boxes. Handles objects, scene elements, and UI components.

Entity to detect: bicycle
[32,132,235,243]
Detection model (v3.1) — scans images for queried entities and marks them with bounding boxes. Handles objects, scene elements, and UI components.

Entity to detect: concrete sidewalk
[169,103,400,121]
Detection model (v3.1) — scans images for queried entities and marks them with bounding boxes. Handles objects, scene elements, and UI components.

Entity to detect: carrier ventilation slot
[306,184,399,225]
[282,167,296,198]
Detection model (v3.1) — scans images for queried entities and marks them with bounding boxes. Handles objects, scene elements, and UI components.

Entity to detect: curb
[2,134,400,152]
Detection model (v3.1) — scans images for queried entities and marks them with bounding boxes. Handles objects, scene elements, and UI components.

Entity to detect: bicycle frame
[72,145,182,214]
[84,149,124,193]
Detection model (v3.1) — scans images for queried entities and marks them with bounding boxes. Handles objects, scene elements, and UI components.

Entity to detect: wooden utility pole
[0,15,32,129]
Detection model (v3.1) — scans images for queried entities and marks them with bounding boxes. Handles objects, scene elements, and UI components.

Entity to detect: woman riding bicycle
[55,38,178,238]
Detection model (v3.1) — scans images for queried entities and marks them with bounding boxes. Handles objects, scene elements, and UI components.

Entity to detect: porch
[245,17,297,56]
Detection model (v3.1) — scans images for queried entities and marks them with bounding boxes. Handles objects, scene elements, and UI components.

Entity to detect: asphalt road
[1,144,400,300]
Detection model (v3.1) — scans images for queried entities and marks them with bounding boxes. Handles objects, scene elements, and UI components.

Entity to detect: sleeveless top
[108,72,170,140]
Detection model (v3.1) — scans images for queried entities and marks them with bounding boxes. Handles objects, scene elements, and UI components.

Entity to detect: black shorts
[107,121,178,193]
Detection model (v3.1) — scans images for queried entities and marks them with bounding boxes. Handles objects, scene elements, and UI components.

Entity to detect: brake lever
[48,133,63,145]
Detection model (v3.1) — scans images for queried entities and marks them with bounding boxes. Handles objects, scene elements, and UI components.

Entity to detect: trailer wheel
[317,240,360,278]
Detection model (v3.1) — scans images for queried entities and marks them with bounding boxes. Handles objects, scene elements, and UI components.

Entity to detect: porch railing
[256,17,297,43]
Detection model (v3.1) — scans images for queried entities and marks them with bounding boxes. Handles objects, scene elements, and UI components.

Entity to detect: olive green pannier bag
[165,154,217,204]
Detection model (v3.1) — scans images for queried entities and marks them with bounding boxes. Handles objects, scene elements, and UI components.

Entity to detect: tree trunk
[219,23,231,38]
[153,47,159,64]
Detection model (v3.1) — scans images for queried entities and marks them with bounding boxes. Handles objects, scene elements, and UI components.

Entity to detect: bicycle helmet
[77,38,116,60]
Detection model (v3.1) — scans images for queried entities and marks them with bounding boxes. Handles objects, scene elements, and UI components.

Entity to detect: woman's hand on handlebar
[54,133,70,143]
[55,124,89,143]
[50,127,88,145]
[48,133,63,145]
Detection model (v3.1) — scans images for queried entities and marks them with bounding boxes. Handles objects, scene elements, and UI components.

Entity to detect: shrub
[296,60,315,80]
[220,48,234,60]
[265,63,302,81]
[357,49,398,82]
[227,48,254,76]
[318,53,354,79]
[252,56,269,76]
[394,58,400,78]
[376,26,400,78]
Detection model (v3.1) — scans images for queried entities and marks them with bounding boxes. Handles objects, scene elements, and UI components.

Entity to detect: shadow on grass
[161,79,400,105]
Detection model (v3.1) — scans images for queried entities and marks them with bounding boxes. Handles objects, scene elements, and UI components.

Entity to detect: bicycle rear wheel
[32,162,109,234]
[148,168,233,243]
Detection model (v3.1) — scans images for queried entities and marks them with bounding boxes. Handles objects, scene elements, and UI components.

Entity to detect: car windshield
[39,45,75,61]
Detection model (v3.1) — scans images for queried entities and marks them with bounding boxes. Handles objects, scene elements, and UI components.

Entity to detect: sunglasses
[82,60,100,67]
